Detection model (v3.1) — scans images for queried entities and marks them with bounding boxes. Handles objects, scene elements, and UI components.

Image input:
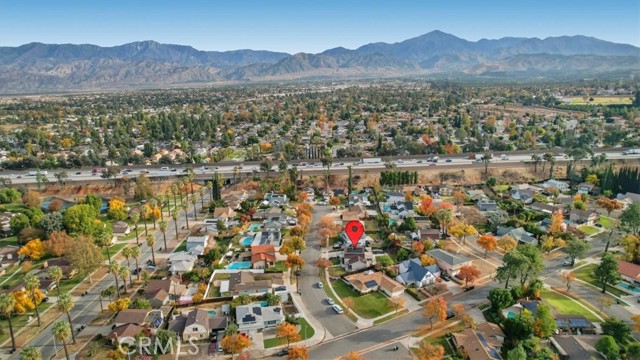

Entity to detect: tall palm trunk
[7,314,15,350]
[67,312,76,344]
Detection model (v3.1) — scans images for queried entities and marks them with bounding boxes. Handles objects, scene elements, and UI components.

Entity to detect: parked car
[275,349,289,357]
[326,298,335,305]
[332,243,342,250]
[332,304,344,314]
[317,282,324,289]
[445,159,452,162]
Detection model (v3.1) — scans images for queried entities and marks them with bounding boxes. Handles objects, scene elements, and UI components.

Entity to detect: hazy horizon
[1,0,639,53]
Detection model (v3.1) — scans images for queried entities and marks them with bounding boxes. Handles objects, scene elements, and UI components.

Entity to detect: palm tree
[542,152,554,175]
[164,191,172,218]
[187,172,195,196]
[191,195,199,221]
[0,293,17,350]
[199,188,205,209]
[172,211,179,238]
[95,234,112,265]
[109,262,121,298]
[159,220,169,251]
[131,246,141,282]
[147,235,157,265]
[260,160,273,179]
[24,274,42,326]
[181,202,190,229]
[232,166,240,183]
[170,184,178,207]
[531,154,542,173]
[19,346,41,360]
[119,267,130,293]
[47,265,63,296]
[141,205,149,237]
[482,152,493,175]
[548,156,556,179]
[56,294,76,344]
[52,320,72,360]
[122,247,133,284]
[130,211,141,246]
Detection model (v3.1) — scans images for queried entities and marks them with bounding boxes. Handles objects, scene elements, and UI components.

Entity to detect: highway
[4,150,640,186]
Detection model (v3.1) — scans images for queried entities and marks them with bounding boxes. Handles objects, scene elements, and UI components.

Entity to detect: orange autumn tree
[298,192,309,202]
[276,322,301,348]
[420,254,437,266]
[18,239,47,260]
[416,342,445,360]
[12,289,39,313]
[318,215,340,246]
[221,334,252,359]
[288,346,308,360]
[419,195,436,216]
[548,210,565,236]
[596,196,622,217]
[45,230,74,257]
[457,264,481,287]
[412,241,425,255]
[477,234,498,258]
[423,296,447,329]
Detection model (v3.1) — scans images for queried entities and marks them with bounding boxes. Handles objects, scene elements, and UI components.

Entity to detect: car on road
[332,304,344,314]
[562,261,573,267]
[317,282,324,288]
[501,154,509,160]
[333,243,342,250]
[75,172,82,175]
[445,159,452,162]
[417,160,423,163]
[275,349,290,357]
[326,298,335,305]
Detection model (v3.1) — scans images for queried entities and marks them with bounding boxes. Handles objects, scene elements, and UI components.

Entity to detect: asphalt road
[298,206,357,338]
[16,192,208,360]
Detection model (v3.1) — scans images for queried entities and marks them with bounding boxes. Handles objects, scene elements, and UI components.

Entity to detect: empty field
[565,96,632,105]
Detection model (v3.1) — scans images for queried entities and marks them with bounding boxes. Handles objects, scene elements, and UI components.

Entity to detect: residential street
[14,191,209,360]
[297,205,356,338]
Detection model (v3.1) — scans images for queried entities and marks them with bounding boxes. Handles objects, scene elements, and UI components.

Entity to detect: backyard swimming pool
[227,261,252,270]
[240,237,253,246]
[618,281,640,293]
[249,224,261,232]
[208,310,217,317]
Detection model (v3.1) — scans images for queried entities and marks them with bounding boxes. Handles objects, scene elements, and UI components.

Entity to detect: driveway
[298,205,356,338]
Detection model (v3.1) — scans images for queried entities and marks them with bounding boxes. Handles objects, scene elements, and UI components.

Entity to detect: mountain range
[1,30,639,94]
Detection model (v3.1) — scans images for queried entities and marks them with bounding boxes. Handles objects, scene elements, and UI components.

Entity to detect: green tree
[503,310,534,345]
[488,288,514,311]
[134,174,154,200]
[66,236,104,283]
[47,266,63,296]
[621,202,640,236]
[9,213,30,236]
[40,212,64,235]
[84,194,103,212]
[56,293,76,344]
[601,318,632,345]
[159,219,168,251]
[564,238,591,266]
[147,234,157,265]
[130,211,141,246]
[131,245,141,282]
[52,320,72,360]
[63,204,98,235]
[506,344,526,360]
[533,304,556,338]
[594,252,621,294]
[0,293,17,350]
[155,329,178,354]
[19,346,41,360]
[595,335,619,360]
[109,262,121,298]
[24,274,42,326]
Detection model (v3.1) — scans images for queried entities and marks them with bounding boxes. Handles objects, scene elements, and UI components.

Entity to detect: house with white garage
[235,304,285,333]
[396,258,441,288]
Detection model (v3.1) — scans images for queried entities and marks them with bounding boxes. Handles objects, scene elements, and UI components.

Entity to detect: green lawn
[413,336,456,357]
[573,264,628,297]
[599,216,616,230]
[267,261,287,272]
[328,266,346,277]
[263,318,314,348]
[0,302,53,344]
[577,225,600,236]
[1,203,27,212]
[175,240,187,252]
[373,309,408,325]
[375,254,395,266]
[0,236,18,247]
[493,185,509,192]
[57,274,84,294]
[331,280,394,319]
[541,289,600,322]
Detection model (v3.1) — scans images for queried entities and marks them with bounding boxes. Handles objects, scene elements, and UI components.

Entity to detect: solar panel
[243,315,256,322]
[364,280,378,288]
[569,318,590,327]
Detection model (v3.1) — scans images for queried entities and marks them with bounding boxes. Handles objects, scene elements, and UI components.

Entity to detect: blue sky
[1,0,639,52]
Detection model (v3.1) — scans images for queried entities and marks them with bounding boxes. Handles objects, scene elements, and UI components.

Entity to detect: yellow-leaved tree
[18,239,47,260]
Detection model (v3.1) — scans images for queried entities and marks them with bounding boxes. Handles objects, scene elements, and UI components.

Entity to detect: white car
[317,282,324,289]
[332,305,344,314]
[160,166,169,171]
[326,298,335,305]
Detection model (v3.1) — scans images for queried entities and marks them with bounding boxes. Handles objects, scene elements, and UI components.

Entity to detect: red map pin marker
[345,221,365,248]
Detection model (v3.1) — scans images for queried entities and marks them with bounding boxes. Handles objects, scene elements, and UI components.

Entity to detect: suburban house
[550,335,605,360]
[419,227,441,242]
[251,245,276,269]
[569,209,598,225]
[555,315,596,335]
[616,192,640,208]
[186,235,209,253]
[343,271,405,297]
[252,230,282,248]
[426,249,472,277]
[168,252,197,275]
[212,207,237,224]
[111,221,131,237]
[0,212,16,237]
[577,183,596,195]
[113,309,164,328]
[349,193,371,207]
[224,271,279,296]
[541,179,570,192]
[169,308,228,342]
[618,260,640,287]
[263,215,295,230]
[452,322,505,360]
[142,277,186,308]
[337,231,373,248]
[510,188,535,204]
[467,189,488,202]
[109,324,148,346]
[235,304,285,333]
[395,258,441,288]
[263,193,288,207]
[341,247,375,272]
[42,258,76,279]
[476,198,498,212]
[496,227,538,246]
[529,201,561,215]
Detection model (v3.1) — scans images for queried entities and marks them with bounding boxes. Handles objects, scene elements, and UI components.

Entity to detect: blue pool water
[253,301,269,307]
[249,224,261,232]
[618,282,640,293]
[507,312,516,319]
[389,219,397,226]
[240,237,253,246]
[227,261,252,270]
[208,310,217,317]
[383,205,391,211]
